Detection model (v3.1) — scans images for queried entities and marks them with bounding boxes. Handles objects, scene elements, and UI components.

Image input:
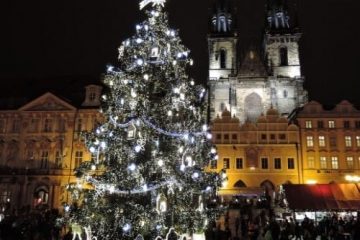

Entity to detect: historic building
[208,108,301,196]
[0,84,102,212]
[295,100,360,184]
[208,0,307,123]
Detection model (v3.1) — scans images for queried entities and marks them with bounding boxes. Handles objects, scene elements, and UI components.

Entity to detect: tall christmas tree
[65,1,225,239]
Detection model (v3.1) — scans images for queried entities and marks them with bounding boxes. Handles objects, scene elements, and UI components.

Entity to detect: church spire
[266,0,290,31]
[211,0,233,34]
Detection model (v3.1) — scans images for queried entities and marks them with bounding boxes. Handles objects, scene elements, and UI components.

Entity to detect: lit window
[356,136,360,147]
[40,151,49,169]
[236,158,243,169]
[307,157,315,168]
[75,151,83,169]
[328,120,335,128]
[331,156,339,169]
[306,136,314,147]
[223,158,230,169]
[346,157,354,169]
[305,121,312,129]
[261,157,268,169]
[274,158,281,169]
[318,136,326,147]
[288,158,295,169]
[320,157,327,169]
[345,136,352,147]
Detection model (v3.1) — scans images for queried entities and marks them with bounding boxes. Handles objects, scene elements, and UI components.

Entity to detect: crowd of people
[0,207,62,240]
[206,197,360,240]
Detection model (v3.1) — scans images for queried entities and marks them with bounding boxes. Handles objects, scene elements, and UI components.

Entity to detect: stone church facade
[208,0,308,123]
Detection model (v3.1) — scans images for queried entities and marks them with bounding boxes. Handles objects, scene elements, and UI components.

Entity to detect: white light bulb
[190,59,194,66]
[180,93,185,100]
[64,205,70,212]
[157,159,164,167]
[173,88,180,94]
[107,65,114,72]
[190,80,195,86]
[211,148,216,154]
[120,98,124,105]
[125,40,130,46]
[206,186,212,191]
[136,38,143,43]
[177,52,182,58]
[178,146,184,153]
[109,80,114,86]
[109,185,115,193]
[167,110,172,116]
[172,60,177,66]
[180,164,185,171]
[193,172,199,178]
[214,155,219,160]
[131,89,137,98]
[102,94,107,100]
[144,25,149,31]
[135,145,141,152]
[206,133,212,139]
[89,146,96,153]
[136,59,144,65]
[170,30,175,36]
[136,25,141,30]
[91,165,96,171]
[100,142,106,148]
[202,124,208,131]
[183,134,189,140]
[123,223,131,232]
[143,74,149,80]
[128,163,136,171]
[143,184,148,191]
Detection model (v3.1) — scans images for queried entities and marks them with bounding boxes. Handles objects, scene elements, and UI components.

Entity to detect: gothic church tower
[208,0,308,123]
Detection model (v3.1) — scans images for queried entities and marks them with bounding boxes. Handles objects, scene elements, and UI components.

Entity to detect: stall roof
[283,184,360,211]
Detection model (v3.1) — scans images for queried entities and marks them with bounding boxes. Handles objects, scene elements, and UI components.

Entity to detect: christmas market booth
[282,184,360,221]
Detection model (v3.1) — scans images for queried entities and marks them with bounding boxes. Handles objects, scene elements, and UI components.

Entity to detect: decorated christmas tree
[65,1,225,239]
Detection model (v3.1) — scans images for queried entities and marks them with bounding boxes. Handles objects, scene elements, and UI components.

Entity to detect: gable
[18,92,77,111]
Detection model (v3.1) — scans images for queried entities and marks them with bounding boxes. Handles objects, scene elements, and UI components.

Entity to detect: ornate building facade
[296,100,360,184]
[208,0,308,123]
[208,108,301,196]
[0,85,102,213]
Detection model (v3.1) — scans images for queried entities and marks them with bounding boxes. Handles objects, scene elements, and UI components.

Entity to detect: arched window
[280,47,288,66]
[283,90,288,98]
[220,49,226,69]
[234,180,247,188]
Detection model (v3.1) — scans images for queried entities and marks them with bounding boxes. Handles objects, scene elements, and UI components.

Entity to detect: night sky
[1,0,359,105]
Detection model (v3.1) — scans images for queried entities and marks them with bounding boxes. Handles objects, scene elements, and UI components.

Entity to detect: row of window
[0,118,92,134]
[22,150,86,169]
[210,157,295,170]
[216,133,288,141]
[305,120,360,129]
[306,135,360,148]
[307,156,360,169]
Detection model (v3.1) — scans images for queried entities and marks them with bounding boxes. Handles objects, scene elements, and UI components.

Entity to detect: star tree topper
[139,0,166,10]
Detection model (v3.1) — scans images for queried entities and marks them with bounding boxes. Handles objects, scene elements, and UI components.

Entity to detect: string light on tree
[64,0,222,239]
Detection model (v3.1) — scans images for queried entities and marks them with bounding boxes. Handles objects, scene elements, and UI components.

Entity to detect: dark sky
[1,0,359,105]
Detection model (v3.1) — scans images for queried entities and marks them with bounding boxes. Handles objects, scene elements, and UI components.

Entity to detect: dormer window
[89,91,96,102]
